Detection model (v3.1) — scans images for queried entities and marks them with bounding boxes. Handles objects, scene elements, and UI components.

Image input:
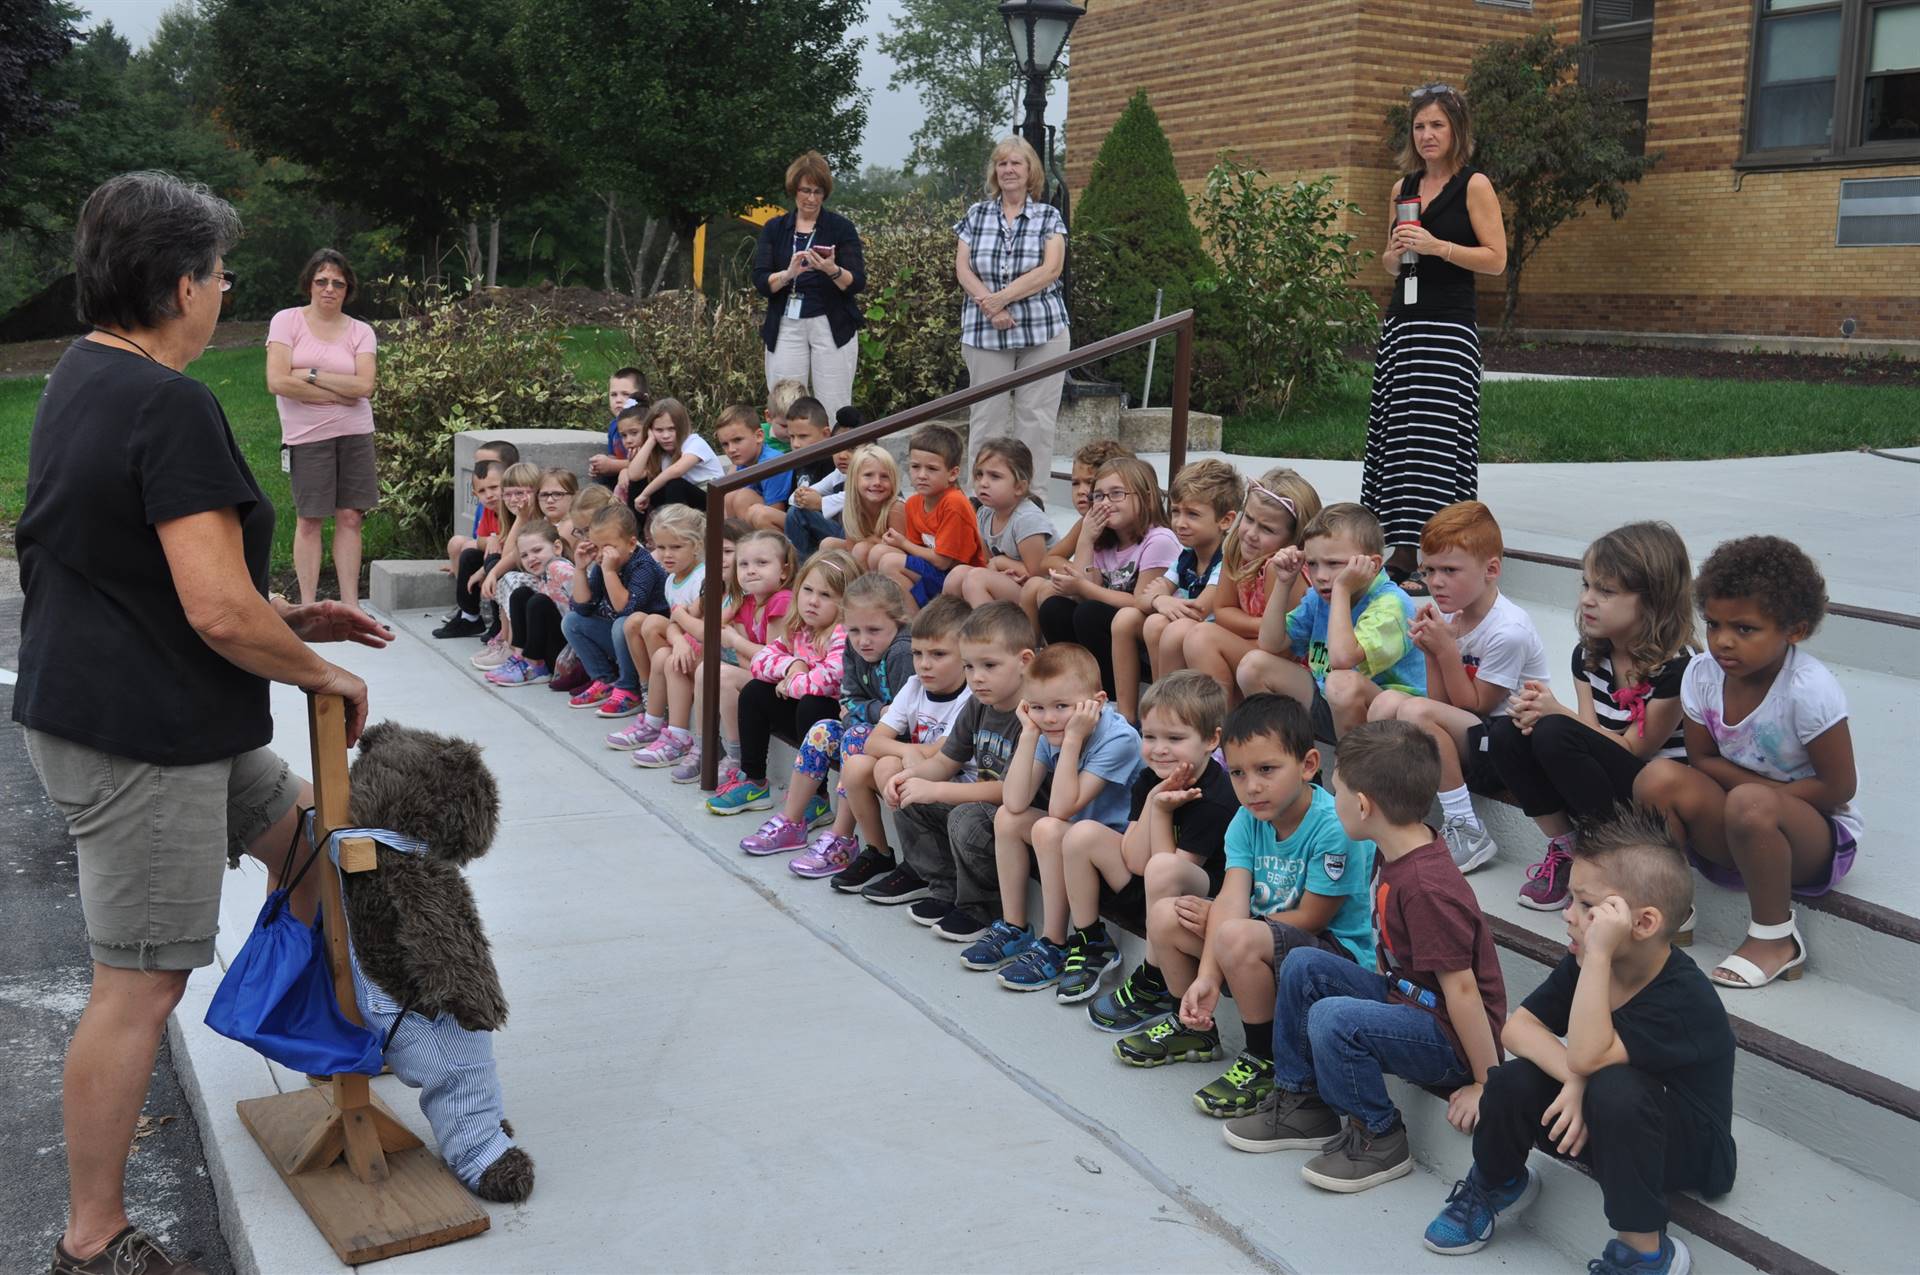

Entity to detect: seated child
[785,407,860,557]
[765,377,807,452]
[961,644,1144,990]
[1038,456,1178,707]
[559,503,669,713]
[533,465,580,533]
[1224,720,1505,1198]
[1634,536,1860,990]
[1065,672,1238,1012]
[716,403,795,522]
[607,505,707,750]
[547,486,614,695]
[1021,439,1136,634]
[1493,521,1697,912]
[831,443,906,567]
[618,397,726,516]
[747,395,833,533]
[1117,695,1374,1122]
[945,436,1056,607]
[871,602,1038,934]
[707,548,853,816]
[1369,501,1550,875]
[875,423,987,610]
[588,367,647,487]
[1127,459,1239,697]
[473,461,544,667]
[485,518,576,687]
[1180,468,1319,704]
[1423,807,1733,1275]
[435,457,506,639]
[1239,502,1426,740]
[783,573,914,877]
[637,517,752,774]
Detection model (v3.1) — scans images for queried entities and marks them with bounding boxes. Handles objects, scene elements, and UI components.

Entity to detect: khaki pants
[962,327,1070,487]
[765,316,858,420]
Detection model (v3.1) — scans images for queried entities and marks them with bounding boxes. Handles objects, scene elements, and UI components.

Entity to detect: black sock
[1243,1019,1274,1061]
[1078,920,1108,946]
[1137,961,1166,989]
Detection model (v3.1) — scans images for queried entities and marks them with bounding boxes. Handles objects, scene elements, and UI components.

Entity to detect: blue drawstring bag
[204,809,384,1077]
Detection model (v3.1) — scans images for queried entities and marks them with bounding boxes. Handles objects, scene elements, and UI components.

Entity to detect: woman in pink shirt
[265,249,378,607]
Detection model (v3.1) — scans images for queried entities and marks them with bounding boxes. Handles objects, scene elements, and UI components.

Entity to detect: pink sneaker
[1518,842,1574,911]
[790,832,858,879]
[569,679,613,709]
[740,815,809,856]
[470,635,510,669]
[634,730,692,768]
[607,717,663,750]
[597,688,644,718]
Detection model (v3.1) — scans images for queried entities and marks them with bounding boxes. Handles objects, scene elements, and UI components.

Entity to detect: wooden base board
[236,1088,489,1264]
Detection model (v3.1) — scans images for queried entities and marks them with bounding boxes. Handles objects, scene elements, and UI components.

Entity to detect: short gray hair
[74,171,241,330]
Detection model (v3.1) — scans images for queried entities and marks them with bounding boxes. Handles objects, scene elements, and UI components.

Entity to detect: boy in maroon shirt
[1222,719,1506,1194]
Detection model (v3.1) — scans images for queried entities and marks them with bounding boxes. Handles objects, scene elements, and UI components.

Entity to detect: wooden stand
[234,694,487,1264]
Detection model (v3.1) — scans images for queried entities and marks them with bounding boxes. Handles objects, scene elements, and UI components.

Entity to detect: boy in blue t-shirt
[1118,695,1376,1119]
[714,404,795,522]
[962,643,1143,991]
[1239,502,1425,742]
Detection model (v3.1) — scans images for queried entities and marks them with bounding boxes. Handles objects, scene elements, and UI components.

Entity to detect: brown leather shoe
[51,1226,208,1274]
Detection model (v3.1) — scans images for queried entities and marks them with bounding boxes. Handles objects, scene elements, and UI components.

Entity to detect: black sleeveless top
[1387,166,1481,323]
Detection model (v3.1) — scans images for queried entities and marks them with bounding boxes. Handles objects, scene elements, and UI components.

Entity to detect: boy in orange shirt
[875,423,986,610]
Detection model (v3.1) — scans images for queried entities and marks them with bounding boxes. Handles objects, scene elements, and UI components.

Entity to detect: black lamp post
[999,0,1084,193]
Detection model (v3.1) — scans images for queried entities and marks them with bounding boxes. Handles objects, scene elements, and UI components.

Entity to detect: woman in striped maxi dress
[1362,84,1508,591]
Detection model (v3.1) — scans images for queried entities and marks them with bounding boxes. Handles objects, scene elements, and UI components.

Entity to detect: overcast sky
[78,0,1068,172]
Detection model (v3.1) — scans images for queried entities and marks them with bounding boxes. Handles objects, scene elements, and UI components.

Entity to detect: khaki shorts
[289,432,379,518]
[24,730,299,971]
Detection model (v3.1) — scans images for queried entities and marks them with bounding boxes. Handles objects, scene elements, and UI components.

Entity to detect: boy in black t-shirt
[1423,807,1734,1275]
[1082,672,1238,1022]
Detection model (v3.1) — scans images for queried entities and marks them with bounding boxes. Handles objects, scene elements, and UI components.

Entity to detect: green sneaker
[706,777,773,815]
[1114,1017,1223,1068]
[1194,1051,1276,1118]
[802,791,833,829]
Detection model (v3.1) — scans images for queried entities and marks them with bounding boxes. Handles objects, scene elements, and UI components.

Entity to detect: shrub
[622,288,764,423]
[851,194,969,418]
[373,284,596,555]
[1193,158,1378,416]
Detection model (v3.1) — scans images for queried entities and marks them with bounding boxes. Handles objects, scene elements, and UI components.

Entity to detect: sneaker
[606,717,662,750]
[1422,1165,1540,1255]
[791,832,859,879]
[861,863,930,905]
[596,688,644,718]
[1055,929,1122,1004]
[1442,815,1499,874]
[432,614,485,639]
[998,938,1068,991]
[634,731,693,768]
[1222,1087,1343,1153]
[960,919,1036,971]
[1300,1116,1415,1193]
[706,777,773,815]
[1588,1235,1691,1275]
[907,897,950,926]
[568,679,613,709]
[1194,1051,1276,1117]
[830,846,895,894]
[486,656,551,687]
[1115,1017,1224,1067]
[470,634,510,668]
[1518,842,1574,911]
[739,815,808,855]
[674,749,733,786]
[932,906,990,943]
[51,1226,208,1275]
[801,792,834,830]
[1088,963,1177,1033]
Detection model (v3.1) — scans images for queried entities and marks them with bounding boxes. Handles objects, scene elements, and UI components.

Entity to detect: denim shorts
[25,730,299,970]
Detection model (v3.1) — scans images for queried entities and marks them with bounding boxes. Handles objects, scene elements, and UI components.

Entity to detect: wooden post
[234,694,488,1263]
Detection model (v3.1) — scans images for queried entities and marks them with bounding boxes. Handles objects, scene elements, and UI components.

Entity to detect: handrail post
[700,486,725,790]
[1170,311,1194,475]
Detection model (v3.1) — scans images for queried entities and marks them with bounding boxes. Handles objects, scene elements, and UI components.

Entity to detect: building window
[1583,2,1655,154]
[1745,0,1920,163]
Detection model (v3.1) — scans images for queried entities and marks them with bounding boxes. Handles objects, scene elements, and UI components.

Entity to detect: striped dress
[1361,166,1484,550]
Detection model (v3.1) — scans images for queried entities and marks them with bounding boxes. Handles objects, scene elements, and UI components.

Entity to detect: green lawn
[1227,363,1920,462]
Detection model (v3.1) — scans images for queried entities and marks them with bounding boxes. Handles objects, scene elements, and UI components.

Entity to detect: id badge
[280,446,291,474]
[1402,275,1418,307]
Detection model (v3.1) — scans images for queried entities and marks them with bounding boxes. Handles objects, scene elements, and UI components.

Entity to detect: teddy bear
[340,720,534,1204]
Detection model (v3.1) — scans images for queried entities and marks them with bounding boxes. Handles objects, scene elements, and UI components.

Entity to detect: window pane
[1591,38,1653,96]
[1589,0,1654,28]
[1764,0,1834,11]
[1864,71,1920,141]
[1870,4,1920,74]
[1760,10,1842,83]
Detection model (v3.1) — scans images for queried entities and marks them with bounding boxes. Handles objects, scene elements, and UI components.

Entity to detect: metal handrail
[698,308,1197,788]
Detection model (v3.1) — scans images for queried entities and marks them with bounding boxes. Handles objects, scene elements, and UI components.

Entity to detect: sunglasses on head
[1411,83,1458,101]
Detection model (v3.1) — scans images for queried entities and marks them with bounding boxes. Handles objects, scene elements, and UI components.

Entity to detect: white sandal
[1708,913,1807,989]
[1674,906,1696,948]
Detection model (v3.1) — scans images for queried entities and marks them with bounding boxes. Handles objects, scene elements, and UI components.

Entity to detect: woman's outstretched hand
[282,600,393,649]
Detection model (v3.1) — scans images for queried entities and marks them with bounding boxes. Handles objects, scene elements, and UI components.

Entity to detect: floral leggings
[796,718,873,798]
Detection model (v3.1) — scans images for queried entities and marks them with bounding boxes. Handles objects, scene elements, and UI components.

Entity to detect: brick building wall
[1064,0,1920,342]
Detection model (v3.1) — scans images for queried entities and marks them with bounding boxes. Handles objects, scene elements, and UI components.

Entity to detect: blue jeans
[560,610,631,689]
[785,506,843,558]
[1271,947,1469,1134]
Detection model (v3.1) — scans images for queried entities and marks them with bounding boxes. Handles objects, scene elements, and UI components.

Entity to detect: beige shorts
[289,432,378,518]
[24,730,299,971]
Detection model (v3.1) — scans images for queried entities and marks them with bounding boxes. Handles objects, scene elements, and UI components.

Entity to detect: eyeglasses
[312,278,349,291]
[504,487,534,500]
[1245,480,1298,520]
[537,490,570,502]
[796,186,826,198]
[217,270,235,292]
[1410,83,1457,100]
[1088,489,1131,506]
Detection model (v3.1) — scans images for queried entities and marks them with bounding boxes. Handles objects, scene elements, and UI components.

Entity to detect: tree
[1072,91,1220,405]
[877,0,1010,197]
[1389,26,1660,330]
[0,0,81,230]
[513,0,868,256]
[206,0,568,259]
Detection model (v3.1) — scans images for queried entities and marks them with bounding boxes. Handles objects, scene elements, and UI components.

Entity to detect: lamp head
[1000,0,1085,79]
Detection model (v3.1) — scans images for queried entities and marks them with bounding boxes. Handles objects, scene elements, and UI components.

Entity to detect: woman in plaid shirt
[954,136,1070,492]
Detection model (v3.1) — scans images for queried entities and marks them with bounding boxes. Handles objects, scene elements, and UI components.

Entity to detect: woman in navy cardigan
[752,151,866,418]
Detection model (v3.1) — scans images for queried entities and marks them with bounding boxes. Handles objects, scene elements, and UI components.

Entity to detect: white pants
[962,328,1070,489]
[765,315,858,420]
